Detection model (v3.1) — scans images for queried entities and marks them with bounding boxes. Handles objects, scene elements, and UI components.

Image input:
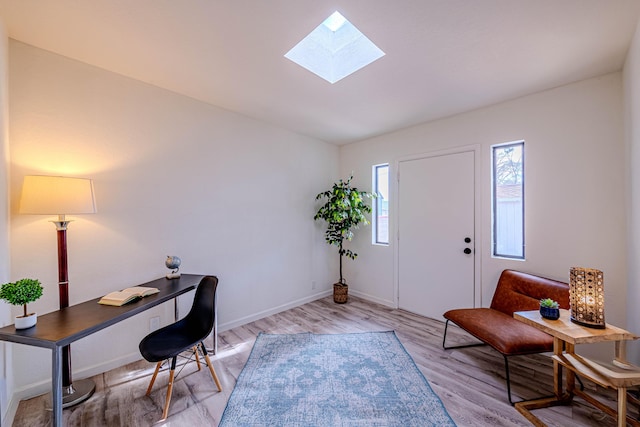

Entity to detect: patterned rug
[219,331,456,426]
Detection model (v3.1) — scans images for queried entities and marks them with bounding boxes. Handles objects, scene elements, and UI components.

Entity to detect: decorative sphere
[166,256,181,269]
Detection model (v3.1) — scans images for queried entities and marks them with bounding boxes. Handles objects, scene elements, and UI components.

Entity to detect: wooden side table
[513,309,639,427]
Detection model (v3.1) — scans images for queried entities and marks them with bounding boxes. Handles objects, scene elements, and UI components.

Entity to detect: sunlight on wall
[9,41,154,176]
[11,134,129,177]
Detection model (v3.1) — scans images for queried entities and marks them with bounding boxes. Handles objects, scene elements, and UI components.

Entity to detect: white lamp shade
[20,175,97,215]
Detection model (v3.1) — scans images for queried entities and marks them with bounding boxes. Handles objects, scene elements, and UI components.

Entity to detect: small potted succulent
[539,298,560,320]
[0,278,43,329]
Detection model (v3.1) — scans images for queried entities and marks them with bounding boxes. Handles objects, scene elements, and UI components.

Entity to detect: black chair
[139,275,222,420]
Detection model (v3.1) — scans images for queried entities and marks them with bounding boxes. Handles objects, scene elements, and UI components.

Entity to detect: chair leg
[443,323,515,404]
[146,361,162,396]
[160,357,178,421]
[442,320,450,348]
[200,342,222,392]
[194,346,202,371]
[504,355,515,405]
[445,327,561,406]
[442,320,486,350]
[504,354,563,406]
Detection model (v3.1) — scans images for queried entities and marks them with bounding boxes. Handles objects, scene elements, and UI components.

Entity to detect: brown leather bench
[443,269,570,404]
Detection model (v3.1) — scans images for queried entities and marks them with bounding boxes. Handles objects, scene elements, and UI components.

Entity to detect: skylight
[285,11,385,84]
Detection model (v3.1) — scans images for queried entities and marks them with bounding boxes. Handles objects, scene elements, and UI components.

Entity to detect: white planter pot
[15,313,37,330]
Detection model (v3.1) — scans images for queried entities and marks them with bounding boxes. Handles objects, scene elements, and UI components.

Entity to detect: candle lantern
[569,267,605,329]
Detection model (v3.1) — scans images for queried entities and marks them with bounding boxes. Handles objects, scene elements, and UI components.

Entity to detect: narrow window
[492,142,524,259]
[373,164,389,245]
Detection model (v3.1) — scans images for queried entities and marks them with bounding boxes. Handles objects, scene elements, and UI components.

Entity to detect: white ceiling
[0,0,639,145]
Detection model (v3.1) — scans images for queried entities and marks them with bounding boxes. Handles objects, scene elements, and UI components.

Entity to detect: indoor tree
[314,175,374,302]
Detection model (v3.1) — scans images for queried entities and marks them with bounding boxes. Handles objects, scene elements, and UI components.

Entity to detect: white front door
[398,149,476,319]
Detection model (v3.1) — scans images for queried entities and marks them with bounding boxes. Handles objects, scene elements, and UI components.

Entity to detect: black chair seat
[140,319,206,362]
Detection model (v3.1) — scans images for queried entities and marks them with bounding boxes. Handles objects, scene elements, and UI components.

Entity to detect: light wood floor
[13,295,635,426]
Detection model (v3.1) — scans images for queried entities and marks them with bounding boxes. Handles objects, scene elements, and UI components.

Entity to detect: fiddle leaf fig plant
[0,278,43,317]
[314,175,374,285]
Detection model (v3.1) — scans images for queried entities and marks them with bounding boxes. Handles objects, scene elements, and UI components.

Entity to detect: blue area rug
[219,331,456,426]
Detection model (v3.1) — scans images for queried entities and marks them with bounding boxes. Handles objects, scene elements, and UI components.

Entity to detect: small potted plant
[539,298,560,320]
[0,278,43,329]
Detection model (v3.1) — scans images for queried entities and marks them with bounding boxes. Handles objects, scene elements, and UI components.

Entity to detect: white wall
[340,74,628,356]
[7,41,338,399]
[0,20,14,426]
[624,18,640,364]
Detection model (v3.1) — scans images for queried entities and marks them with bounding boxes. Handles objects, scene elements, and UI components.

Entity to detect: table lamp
[20,175,97,407]
[569,267,606,329]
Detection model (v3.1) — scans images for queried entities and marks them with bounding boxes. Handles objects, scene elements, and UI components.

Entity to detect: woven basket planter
[333,283,348,304]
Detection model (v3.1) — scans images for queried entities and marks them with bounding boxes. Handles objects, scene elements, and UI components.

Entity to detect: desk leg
[553,337,564,397]
[52,346,62,427]
[213,297,218,354]
[618,387,627,427]
[564,342,576,396]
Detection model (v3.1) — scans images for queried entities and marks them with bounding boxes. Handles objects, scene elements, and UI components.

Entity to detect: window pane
[492,142,524,259]
[374,164,389,244]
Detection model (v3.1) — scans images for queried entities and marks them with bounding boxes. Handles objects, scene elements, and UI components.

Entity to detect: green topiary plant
[314,175,374,287]
[539,298,559,309]
[0,278,43,317]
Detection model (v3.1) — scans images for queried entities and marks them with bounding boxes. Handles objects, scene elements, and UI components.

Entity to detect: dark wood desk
[0,274,205,427]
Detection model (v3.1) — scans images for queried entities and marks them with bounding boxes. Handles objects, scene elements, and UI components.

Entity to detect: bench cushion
[443,307,554,355]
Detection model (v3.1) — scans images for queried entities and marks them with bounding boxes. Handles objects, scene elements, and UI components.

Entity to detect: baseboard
[3,394,18,427]
[218,288,397,332]
[218,290,332,332]
[217,289,393,333]
[349,289,395,308]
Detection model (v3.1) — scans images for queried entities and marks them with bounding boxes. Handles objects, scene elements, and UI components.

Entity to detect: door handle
[464,237,471,243]
[464,248,472,255]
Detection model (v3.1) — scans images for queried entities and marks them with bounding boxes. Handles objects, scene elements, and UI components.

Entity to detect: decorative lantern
[569,267,605,329]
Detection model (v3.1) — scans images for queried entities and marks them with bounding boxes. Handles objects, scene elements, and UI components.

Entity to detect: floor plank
[12,296,637,426]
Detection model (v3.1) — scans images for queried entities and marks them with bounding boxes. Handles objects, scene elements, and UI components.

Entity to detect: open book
[98,286,160,306]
